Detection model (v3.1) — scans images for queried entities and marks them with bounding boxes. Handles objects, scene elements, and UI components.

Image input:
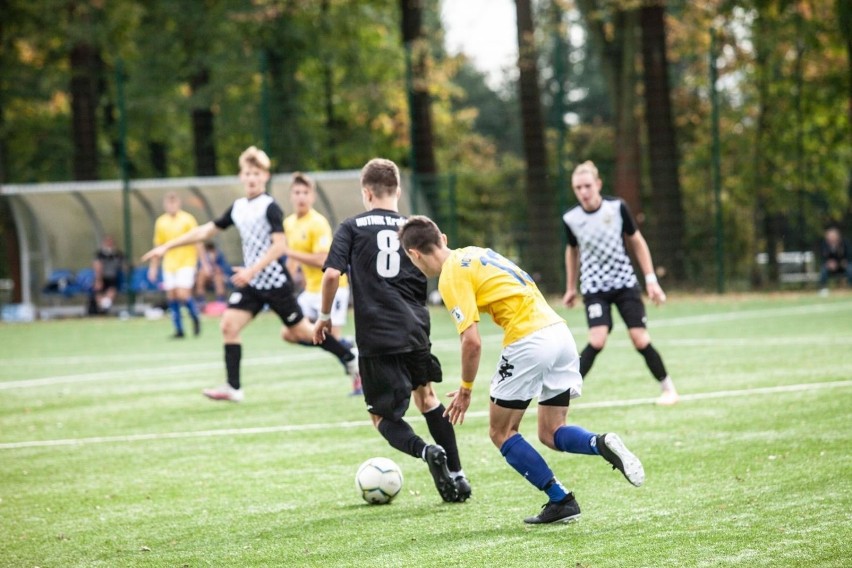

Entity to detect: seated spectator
[92,235,125,314]
[195,241,230,305]
[818,225,852,295]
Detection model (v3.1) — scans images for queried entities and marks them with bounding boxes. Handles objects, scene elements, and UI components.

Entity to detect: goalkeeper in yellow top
[399,215,645,524]
[284,173,359,394]
[149,192,206,338]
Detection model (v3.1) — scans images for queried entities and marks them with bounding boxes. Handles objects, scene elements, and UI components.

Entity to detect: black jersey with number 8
[324,208,431,356]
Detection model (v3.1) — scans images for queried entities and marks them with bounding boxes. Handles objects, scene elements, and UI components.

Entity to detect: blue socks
[185,297,199,322]
[501,429,601,503]
[553,425,599,455]
[168,300,183,334]
[501,433,558,492]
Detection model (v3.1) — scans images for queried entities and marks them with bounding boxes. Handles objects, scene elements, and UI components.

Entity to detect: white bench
[755,251,819,283]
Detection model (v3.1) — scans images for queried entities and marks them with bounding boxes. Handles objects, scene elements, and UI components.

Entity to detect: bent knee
[538,432,557,450]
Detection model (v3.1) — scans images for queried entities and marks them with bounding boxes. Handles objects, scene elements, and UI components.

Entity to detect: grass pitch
[1,292,850,567]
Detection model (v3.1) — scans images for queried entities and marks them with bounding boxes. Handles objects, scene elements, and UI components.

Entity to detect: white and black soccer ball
[355,457,403,505]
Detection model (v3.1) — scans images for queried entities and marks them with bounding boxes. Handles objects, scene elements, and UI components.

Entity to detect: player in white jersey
[562,161,679,406]
[142,146,359,402]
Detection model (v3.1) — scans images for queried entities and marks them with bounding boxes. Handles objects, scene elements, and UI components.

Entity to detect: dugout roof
[1,171,420,304]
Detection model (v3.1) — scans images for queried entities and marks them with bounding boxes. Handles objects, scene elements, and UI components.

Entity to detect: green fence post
[116,58,135,312]
[710,28,724,294]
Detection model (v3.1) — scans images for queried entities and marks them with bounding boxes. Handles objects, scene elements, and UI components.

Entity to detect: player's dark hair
[360,158,400,198]
[291,172,315,191]
[399,215,441,253]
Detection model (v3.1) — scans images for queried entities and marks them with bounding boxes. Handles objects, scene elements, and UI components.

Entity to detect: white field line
[1,379,849,450]
[3,334,849,391]
[3,333,850,372]
[0,351,329,390]
[2,300,851,389]
[3,300,851,368]
[642,300,852,328]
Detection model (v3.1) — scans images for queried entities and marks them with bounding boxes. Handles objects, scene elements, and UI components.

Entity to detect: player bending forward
[400,215,644,523]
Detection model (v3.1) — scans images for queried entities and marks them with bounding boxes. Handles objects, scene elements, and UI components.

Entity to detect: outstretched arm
[142,222,220,262]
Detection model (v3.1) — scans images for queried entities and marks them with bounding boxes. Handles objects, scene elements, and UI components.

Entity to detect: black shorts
[227,284,304,327]
[359,348,443,421]
[582,286,647,331]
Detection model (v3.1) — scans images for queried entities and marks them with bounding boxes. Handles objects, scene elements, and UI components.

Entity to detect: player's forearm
[319,269,341,313]
[287,249,327,269]
[565,247,579,290]
[162,222,217,252]
[248,235,288,275]
[629,234,656,279]
[460,330,481,384]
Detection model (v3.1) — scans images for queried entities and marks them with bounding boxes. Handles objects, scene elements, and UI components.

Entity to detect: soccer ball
[355,457,403,504]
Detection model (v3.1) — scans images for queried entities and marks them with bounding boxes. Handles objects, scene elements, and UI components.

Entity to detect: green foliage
[1,0,849,289]
[1,294,851,566]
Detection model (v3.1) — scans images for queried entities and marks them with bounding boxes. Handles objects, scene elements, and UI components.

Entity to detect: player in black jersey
[142,146,359,402]
[561,161,679,406]
[313,158,470,503]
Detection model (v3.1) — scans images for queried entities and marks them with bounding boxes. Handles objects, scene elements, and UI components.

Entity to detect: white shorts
[489,323,583,404]
[298,288,350,327]
[162,267,197,291]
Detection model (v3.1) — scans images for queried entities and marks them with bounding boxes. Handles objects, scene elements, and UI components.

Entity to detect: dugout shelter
[0,170,420,313]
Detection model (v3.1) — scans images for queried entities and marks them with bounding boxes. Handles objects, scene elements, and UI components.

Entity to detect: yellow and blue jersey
[439,247,564,347]
[154,210,199,272]
[284,208,348,293]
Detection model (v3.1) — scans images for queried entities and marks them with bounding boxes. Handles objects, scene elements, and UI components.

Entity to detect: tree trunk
[266,47,301,172]
[613,9,642,220]
[400,0,439,215]
[640,1,685,280]
[515,0,561,290]
[837,0,852,227]
[189,68,217,176]
[148,141,168,178]
[576,1,643,220]
[321,0,341,170]
[69,2,100,181]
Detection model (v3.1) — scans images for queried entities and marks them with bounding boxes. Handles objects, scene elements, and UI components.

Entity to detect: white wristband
[318,312,332,322]
[645,273,658,284]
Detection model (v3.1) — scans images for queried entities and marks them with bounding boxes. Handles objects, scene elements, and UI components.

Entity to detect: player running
[400,215,644,523]
[313,158,469,503]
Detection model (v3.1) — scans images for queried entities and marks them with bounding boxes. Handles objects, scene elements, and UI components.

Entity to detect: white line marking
[2,300,850,389]
[0,351,330,390]
[2,380,849,450]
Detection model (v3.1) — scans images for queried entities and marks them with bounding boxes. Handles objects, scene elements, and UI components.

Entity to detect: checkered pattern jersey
[562,196,639,295]
[214,194,288,290]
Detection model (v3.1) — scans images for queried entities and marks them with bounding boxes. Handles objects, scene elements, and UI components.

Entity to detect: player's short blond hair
[239,146,271,172]
[572,160,600,180]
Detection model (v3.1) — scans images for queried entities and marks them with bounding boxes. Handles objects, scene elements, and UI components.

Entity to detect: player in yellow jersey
[148,192,207,338]
[284,173,359,395]
[400,215,645,524]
